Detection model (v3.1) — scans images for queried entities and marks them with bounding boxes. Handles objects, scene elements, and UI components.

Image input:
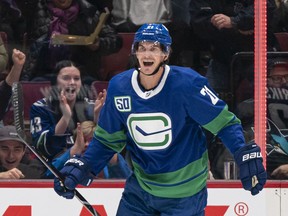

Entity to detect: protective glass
[269,74,288,84]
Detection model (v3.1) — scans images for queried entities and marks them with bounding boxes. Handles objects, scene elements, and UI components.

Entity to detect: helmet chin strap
[136,62,165,76]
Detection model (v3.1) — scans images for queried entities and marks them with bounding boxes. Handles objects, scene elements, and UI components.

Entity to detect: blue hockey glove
[54,155,93,199]
[234,143,267,195]
[54,179,75,199]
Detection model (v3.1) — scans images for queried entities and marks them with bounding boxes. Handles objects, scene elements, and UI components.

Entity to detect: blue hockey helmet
[132,23,172,54]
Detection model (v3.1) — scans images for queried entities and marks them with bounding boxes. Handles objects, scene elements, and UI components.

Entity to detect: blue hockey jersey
[30,96,95,159]
[83,65,245,198]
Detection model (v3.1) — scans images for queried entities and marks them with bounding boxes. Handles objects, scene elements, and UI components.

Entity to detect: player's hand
[234,143,267,195]
[54,156,93,199]
[54,179,75,199]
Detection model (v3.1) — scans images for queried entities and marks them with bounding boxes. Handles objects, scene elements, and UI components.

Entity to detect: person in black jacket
[190,0,279,180]
[22,0,122,84]
[272,0,288,33]
[0,48,25,122]
[0,0,27,56]
[189,0,278,94]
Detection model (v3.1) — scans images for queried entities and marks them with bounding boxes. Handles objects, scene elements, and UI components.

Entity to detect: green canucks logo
[127,113,172,150]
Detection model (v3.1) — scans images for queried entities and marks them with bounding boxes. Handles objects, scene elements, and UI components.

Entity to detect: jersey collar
[131,65,170,99]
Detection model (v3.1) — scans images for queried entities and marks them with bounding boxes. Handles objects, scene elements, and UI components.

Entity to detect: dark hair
[51,60,80,85]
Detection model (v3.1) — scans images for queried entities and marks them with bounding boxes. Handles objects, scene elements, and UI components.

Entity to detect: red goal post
[254,0,267,167]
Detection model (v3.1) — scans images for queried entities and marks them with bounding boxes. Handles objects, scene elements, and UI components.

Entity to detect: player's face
[268,65,288,88]
[0,141,25,170]
[135,41,167,75]
[57,66,82,101]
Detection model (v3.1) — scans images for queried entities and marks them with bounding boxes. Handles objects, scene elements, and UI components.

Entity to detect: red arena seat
[91,80,109,97]
[274,32,288,51]
[3,81,51,127]
[99,33,135,80]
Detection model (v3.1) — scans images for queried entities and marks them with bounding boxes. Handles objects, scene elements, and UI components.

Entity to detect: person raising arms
[54,23,266,215]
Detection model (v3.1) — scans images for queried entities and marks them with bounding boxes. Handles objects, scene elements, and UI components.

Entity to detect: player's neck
[138,67,164,91]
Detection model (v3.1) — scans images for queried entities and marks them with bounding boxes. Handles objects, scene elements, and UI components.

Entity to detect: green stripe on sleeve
[94,125,127,152]
[203,105,241,135]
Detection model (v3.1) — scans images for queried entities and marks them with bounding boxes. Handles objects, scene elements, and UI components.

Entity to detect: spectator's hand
[0,168,25,179]
[40,85,63,101]
[271,164,288,179]
[40,86,53,99]
[94,89,107,122]
[211,14,233,30]
[5,49,26,86]
[12,49,26,66]
[109,154,118,165]
[59,90,72,119]
[70,123,86,156]
[54,155,93,199]
[234,143,267,195]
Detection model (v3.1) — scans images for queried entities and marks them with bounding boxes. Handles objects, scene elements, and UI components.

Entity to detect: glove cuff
[63,155,93,189]
[64,155,91,171]
[234,143,263,166]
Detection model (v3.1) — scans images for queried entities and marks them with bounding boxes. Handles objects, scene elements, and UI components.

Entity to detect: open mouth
[65,86,76,94]
[143,61,154,67]
[6,160,16,166]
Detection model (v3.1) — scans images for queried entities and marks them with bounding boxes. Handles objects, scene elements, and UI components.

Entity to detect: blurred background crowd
[1,0,288,180]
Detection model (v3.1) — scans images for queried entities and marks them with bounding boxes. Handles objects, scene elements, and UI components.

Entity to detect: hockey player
[54,23,267,215]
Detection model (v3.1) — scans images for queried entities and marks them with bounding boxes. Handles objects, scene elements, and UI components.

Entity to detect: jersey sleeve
[82,79,128,175]
[183,73,246,154]
[183,74,238,133]
[30,100,67,158]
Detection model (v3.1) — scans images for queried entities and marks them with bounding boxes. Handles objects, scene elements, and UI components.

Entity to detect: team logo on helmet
[132,23,172,54]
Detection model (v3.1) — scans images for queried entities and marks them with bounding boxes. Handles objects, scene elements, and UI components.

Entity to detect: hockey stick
[11,82,99,216]
[51,7,110,45]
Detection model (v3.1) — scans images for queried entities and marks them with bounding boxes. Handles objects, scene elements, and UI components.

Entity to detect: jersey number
[30,117,42,134]
[200,85,219,105]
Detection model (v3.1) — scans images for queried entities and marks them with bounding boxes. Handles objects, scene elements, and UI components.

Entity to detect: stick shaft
[12,82,99,216]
